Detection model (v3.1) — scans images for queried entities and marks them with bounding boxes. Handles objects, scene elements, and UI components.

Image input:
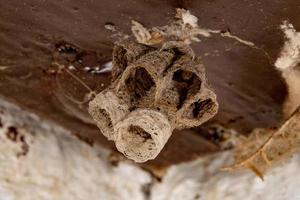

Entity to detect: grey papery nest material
[89,41,219,162]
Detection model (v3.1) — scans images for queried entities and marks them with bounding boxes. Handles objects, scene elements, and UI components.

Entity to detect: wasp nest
[89,41,218,162]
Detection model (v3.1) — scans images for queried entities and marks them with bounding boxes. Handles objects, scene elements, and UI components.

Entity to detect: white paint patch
[98,61,113,74]
[275,21,300,71]
[83,62,113,74]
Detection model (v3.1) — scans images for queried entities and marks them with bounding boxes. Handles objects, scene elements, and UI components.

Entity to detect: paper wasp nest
[89,41,218,162]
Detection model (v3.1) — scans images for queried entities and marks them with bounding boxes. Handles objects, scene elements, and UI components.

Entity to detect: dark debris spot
[17,135,29,157]
[192,99,213,118]
[173,69,201,109]
[6,126,18,142]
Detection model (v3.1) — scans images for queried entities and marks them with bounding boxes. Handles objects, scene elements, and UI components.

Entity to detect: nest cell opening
[124,67,156,101]
[186,98,215,120]
[172,69,202,109]
[118,125,157,161]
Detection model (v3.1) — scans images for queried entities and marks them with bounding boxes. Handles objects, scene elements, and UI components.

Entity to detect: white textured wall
[0,99,299,200]
[152,153,300,200]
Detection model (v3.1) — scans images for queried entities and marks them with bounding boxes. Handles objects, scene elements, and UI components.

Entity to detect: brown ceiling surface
[0,0,299,168]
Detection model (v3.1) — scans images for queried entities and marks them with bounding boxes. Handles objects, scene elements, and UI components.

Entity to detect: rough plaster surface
[152,153,300,200]
[0,100,299,200]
